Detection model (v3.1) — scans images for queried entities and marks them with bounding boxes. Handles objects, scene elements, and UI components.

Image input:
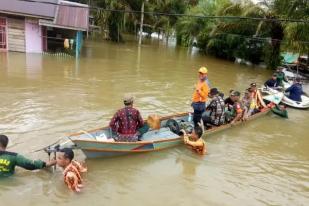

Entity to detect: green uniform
[276,72,287,86]
[0,151,46,177]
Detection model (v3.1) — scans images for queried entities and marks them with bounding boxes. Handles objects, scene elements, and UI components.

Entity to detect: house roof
[0,0,89,31]
[0,0,57,19]
[55,1,89,31]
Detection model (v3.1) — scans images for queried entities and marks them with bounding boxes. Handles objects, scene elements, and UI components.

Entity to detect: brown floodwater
[0,40,308,206]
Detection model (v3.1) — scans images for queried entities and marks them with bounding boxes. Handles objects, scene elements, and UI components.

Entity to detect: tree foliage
[89,0,308,68]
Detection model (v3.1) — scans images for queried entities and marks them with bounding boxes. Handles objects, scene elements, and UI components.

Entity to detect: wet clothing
[63,160,87,192]
[192,81,209,103]
[204,95,225,126]
[264,79,278,88]
[285,83,303,102]
[276,72,287,86]
[0,151,46,177]
[184,135,206,155]
[110,107,144,142]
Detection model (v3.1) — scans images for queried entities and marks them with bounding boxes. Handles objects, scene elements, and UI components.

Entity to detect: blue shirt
[264,79,278,88]
[285,83,303,102]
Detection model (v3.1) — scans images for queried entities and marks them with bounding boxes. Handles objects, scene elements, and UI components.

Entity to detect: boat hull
[282,95,309,109]
[79,138,183,158]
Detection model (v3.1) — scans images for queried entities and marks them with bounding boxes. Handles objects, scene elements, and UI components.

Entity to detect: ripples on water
[0,41,308,206]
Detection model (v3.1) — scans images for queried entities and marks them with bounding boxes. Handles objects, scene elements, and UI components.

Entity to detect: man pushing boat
[109,93,145,142]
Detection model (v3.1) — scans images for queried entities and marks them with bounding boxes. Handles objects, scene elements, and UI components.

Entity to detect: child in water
[56,148,87,192]
[181,127,207,155]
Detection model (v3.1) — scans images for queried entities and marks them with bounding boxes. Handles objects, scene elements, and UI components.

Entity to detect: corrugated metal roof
[55,1,89,31]
[0,0,57,19]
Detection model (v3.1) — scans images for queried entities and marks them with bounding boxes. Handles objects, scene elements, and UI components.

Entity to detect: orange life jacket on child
[63,160,87,192]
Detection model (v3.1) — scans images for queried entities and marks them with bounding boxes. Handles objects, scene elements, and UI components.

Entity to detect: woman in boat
[56,148,87,192]
[191,67,210,127]
[181,127,206,155]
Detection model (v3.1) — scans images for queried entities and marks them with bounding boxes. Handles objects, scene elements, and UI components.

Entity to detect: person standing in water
[0,135,56,177]
[191,67,210,127]
[56,148,87,192]
[182,127,206,155]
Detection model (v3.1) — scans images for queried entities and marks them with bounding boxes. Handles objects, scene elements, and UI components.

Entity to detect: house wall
[7,17,25,52]
[25,18,42,53]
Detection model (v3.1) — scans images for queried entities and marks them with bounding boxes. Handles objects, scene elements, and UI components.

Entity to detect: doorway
[0,17,7,50]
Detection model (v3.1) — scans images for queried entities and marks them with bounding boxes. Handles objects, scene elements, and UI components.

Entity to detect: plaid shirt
[207,96,225,126]
[109,107,144,136]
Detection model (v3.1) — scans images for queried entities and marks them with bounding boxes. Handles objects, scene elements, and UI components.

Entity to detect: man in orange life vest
[191,67,210,127]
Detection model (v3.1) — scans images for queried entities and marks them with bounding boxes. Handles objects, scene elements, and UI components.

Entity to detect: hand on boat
[180,129,187,136]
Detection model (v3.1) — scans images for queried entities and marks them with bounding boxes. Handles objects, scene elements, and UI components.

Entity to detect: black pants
[192,102,206,127]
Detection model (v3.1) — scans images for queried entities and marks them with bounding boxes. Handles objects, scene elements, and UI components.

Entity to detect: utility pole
[138,0,145,45]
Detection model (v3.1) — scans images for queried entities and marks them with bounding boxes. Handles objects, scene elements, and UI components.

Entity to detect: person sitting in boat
[242,89,255,120]
[0,135,56,177]
[191,67,210,127]
[249,83,267,110]
[110,93,144,142]
[230,91,244,124]
[181,127,206,155]
[202,88,225,127]
[56,148,87,192]
[224,89,235,110]
[264,73,279,88]
[276,67,288,87]
[224,89,235,122]
[285,77,304,102]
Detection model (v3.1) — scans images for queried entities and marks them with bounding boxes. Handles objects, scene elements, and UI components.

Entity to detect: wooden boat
[47,108,272,159]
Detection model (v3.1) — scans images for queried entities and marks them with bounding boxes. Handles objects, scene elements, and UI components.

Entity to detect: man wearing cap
[202,88,225,126]
[285,77,304,102]
[191,67,210,127]
[230,91,244,124]
[264,74,279,88]
[109,94,144,142]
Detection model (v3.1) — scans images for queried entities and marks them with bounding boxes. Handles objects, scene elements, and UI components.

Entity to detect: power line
[13,0,309,24]
[213,32,309,45]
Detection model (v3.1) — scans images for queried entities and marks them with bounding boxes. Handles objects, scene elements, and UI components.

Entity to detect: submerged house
[0,0,89,56]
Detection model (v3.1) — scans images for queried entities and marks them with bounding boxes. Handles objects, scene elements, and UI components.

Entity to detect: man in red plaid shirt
[109,94,144,142]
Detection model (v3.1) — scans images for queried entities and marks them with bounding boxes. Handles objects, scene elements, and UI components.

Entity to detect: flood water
[0,40,308,206]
